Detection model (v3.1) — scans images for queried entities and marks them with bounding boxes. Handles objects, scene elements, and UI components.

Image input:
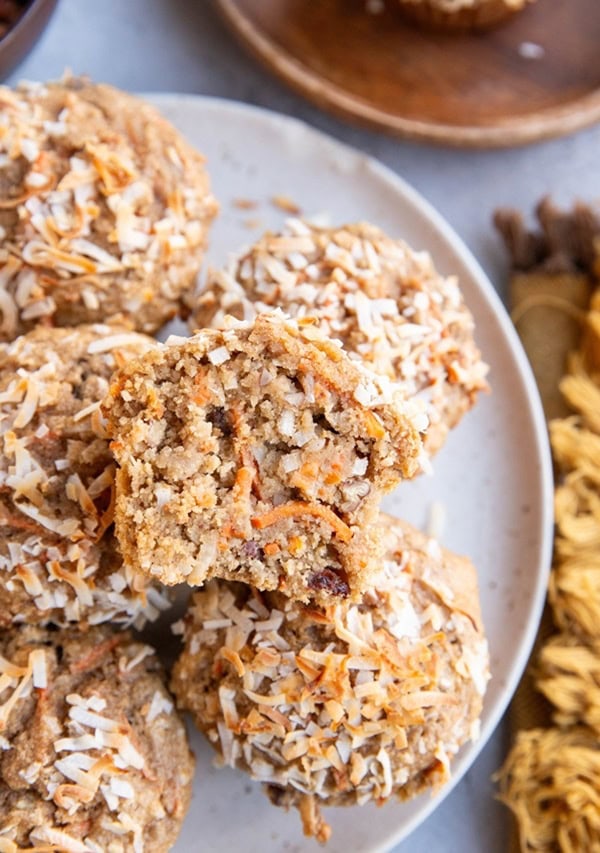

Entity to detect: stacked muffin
[0,77,217,851]
[104,224,490,838]
[0,76,490,846]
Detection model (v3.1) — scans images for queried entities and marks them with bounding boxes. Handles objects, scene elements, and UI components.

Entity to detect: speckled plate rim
[146,94,555,851]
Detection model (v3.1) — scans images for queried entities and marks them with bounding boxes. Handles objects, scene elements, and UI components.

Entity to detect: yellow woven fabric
[497,298,600,852]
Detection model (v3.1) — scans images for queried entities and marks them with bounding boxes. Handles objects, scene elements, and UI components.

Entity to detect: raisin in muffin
[103,314,427,604]
[172,513,489,841]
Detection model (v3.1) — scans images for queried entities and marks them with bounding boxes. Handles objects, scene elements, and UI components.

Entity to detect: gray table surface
[7,2,600,851]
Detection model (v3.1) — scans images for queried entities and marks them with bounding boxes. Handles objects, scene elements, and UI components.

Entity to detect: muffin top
[192,220,488,454]
[172,513,488,841]
[0,76,217,339]
[0,625,194,853]
[0,323,170,629]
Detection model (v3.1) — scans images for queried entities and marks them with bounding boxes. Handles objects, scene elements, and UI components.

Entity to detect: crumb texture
[104,314,424,603]
[192,220,488,454]
[0,324,171,628]
[0,625,193,853]
[0,76,217,340]
[172,513,489,841]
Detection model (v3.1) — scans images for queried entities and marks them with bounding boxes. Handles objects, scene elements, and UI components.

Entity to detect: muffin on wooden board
[103,313,427,605]
[0,76,217,340]
[191,220,488,456]
[396,0,535,30]
[0,625,193,852]
[172,513,489,842]
[0,323,171,629]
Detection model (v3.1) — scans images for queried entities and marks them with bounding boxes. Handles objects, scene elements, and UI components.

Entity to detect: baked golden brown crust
[0,625,193,852]
[171,513,489,841]
[396,0,532,30]
[0,76,217,340]
[103,313,426,604]
[191,220,488,455]
[0,323,171,628]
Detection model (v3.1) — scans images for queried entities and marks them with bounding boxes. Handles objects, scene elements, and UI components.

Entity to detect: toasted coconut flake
[146,689,173,723]
[12,376,39,429]
[73,400,102,422]
[87,333,153,355]
[29,827,92,853]
[174,524,487,837]
[0,651,35,731]
[194,220,488,456]
[30,648,47,689]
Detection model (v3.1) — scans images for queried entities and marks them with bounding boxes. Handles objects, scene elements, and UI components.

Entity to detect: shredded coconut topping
[174,516,489,836]
[0,324,169,628]
[0,77,217,339]
[0,628,188,852]
[194,221,488,454]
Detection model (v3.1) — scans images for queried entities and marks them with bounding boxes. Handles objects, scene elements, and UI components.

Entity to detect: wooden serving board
[216,0,600,148]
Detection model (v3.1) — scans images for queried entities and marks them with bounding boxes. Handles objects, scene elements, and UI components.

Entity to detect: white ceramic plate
[146,95,553,853]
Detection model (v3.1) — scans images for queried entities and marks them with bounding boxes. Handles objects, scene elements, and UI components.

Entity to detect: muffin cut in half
[0,625,194,852]
[191,220,488,455]
[171,513,489,842]
[103,313,426,604]
[0,323,171,629]
[0,75,217,340]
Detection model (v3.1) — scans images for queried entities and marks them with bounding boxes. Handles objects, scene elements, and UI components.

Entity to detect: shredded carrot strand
[220,647,245,677]
[251,501,352,543]
[192,367,211,405]
[0,178,54,209]
[233,466,253,497]
[94,483,116,543]
[69,635,122,674]
[288,535,304,556]
[364,411,385,440]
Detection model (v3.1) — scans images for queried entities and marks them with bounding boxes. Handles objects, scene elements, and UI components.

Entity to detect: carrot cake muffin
[104,313,426,604]
[171,513,489,841]
[0,625,193,852]
[0,323,171,629]
[395,0,534,30]
[0,76,217,341]
[191,220,488,455]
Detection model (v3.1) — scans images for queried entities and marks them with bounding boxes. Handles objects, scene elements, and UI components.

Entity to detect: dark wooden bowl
[0,0,58,81]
